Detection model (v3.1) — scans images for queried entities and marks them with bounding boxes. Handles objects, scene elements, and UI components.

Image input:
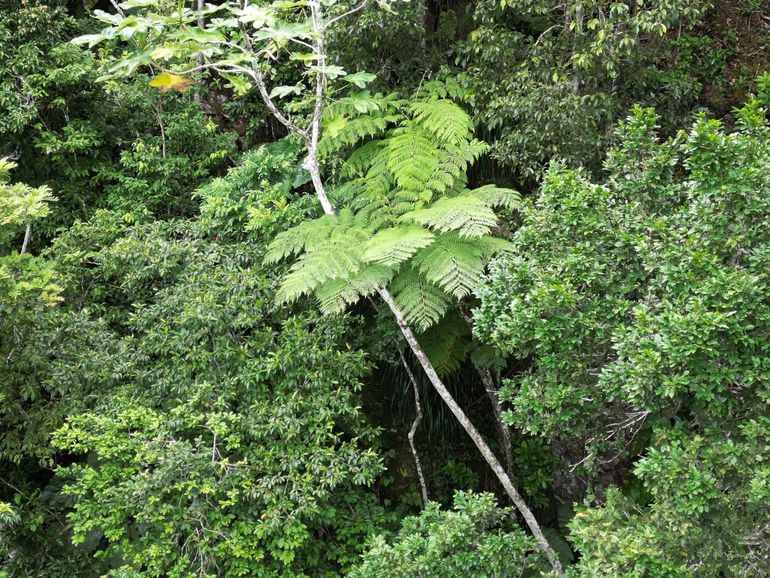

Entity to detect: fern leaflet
[417,313,471,375]
[362,226,435,266]
[409,99,474,146]
[264,214,338,264]
[467,185,521,209]
[316,264,394,314]
[391,269,452,331]
[411,233,486,298]
[401,195,498,238]
[276,225,370,303]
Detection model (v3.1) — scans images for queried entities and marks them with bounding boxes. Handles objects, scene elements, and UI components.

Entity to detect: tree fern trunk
[377,287,563,575]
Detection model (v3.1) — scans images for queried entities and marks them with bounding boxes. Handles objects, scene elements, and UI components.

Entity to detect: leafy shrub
[476,101,770,574]
[348,491,545,577]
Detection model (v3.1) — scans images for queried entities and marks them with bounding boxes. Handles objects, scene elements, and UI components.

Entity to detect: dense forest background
[1,0,769,575]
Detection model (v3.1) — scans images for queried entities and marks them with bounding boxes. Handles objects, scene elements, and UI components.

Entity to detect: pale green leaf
[362,226,435,266]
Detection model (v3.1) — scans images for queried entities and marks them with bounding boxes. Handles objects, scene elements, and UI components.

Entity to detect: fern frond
[276,225,370,303]
[318,115,389,157]
[400,195,498,238]
[425,140,489,194]
[329,179,367,207]
[339,139,384,179]
[264,214,338,264]
[409,99,474,146]
[414,78,473,103]
[418,313,471,375]
[361,225,435,266]
[475,235,514,259]
[466,185,521,209]
[365,144,395,197]
[391,269,451,332]
[386,127,440,192]
[469,341,507,373]
[316,264,394,314]
[411,233,486,298]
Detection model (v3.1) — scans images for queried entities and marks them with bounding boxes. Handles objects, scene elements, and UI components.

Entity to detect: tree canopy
[1,0,768,576]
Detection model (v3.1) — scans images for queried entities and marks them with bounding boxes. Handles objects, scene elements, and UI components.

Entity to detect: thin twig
[398,348,429,506]
[324,0,368,30]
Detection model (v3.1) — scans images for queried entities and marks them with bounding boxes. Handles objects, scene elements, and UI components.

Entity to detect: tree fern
[339,140,385,180]
[318,92,403,157]
[318,115,389,157]
[276,225,370,303]
[401,195,499,238]
[270,97,514,333]
[475,235,515,259]
[417,313,472,375]
[391,269,452,332]
[272,209,371,303]
[315,264,394,314]
[362,226,435,266]
[425,140,490,195]
[409,99,474,146]
[411,233,486,298]
[467,185,521,209]
[386,126,440,192]
[264,213,338,264]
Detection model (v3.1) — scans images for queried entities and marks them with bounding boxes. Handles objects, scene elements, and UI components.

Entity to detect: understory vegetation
[1,0,768,576]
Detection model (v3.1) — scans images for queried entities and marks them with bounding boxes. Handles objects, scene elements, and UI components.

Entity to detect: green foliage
[268,97,515,347]
[2,1,769,576]
[0,157,55,250]
[457,0,714,177]
[476,103,770,574]
[0,146,391,577]
[0,0,238,227]
[348,491,545,577]
[44,148,384,577]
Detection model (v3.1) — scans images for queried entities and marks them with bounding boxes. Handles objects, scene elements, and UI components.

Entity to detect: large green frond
[467,185,521,209]
[391,269,451,332]
[264,214,338,264]
[409,99,474,146]
[426,141,489,195]
[475,235,514,259]
[318,115,389,157]
[315,264,394,314]
[339,139,385,179]
[400,195,499,238]
[361,226,435,266]
[386,127,440,192]
[417,313,471,375]
[276,226,370,303]
[411,233,486,298]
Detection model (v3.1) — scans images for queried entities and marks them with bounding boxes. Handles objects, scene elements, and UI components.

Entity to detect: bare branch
[108,0,125,17]
[250,63,310,139]
[377,286,563,576]
[324,0,368,30]
[399,348,429,506]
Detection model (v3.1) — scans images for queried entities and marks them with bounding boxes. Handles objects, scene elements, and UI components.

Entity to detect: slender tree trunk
[376,287,562,574]
[459,309,514,474]
[399,348,429,506]
[195,0,205,106]
[306,0,335,215]
[20,223,30,254]
[478,366,514,474]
